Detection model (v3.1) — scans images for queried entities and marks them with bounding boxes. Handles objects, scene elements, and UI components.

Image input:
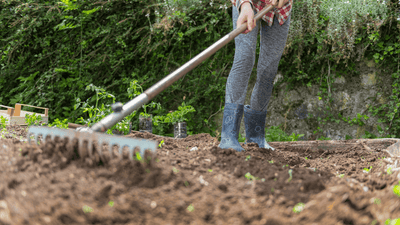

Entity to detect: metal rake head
[27,126,158,160]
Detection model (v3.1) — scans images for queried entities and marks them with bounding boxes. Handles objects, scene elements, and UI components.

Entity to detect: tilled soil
[1,124,400,225]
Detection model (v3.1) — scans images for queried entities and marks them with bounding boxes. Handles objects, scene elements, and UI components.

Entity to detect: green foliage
[154,102,195,125]
[1,0,399,139]
[317,136,332,140]
[158,139,164,148]
[74,84,133,135]
[238,132,246,142]
[265,125,305,142]
[287,169,293,182]
[394,181,400,197]
[25,113,43,127]
[362,166,372,173]
[244,172,259,181]
[385,218,400,225]
[292,202,305,213]
[0,116,8,130]
[48,118,69,129]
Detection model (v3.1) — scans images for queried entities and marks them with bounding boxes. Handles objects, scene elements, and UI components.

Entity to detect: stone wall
[214,58,395,141]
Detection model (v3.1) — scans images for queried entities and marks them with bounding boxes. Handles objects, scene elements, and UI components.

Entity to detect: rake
[27,4,276,161]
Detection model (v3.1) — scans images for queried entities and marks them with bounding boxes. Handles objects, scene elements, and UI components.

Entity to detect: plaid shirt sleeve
[236,0,292,26]
[236,0,254,13]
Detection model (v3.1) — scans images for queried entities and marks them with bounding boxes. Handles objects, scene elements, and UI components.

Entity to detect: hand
[237,2,256,34]
[271,0,289,8]
[231,0,236,6]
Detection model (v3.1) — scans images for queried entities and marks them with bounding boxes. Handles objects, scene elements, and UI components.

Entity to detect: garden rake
[27,4,276,161]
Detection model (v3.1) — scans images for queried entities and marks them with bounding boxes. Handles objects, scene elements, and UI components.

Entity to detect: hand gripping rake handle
[90,4,275,133]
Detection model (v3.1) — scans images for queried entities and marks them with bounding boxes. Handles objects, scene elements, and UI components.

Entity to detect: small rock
[0,200,12,224]
[150,201,157,209]
[363,186,369,192]
[190,147,198,151]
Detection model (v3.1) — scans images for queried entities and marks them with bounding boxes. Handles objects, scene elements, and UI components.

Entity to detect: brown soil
[1,124,400,225]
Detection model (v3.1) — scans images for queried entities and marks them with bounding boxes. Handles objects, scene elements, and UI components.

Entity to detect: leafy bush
[1,0,399,138]
[265,125,305,142]
[0,116,8,131]
[25,113,43,127]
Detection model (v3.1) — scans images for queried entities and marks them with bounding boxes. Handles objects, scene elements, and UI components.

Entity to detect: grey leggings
[225,6,291,112]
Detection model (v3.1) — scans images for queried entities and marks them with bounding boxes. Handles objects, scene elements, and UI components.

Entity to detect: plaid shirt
[236,0,292,26]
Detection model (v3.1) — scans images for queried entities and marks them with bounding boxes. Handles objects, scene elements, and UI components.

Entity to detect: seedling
[184,181,189,187]
[245,172,259,181]
[387,167,392,175]
[393,181,400,197]
[305,157,309,160]
[287,169,293,182]
[82,205,94,213]
[269,160,274,163]
[158,140,164,148]
[261,178,265,182]
[292,202,305,213]
[134,152,142,161]
[385,218,400,225]
[172,167,179,173]
[187,204,194,212]
[108,201,114,207]
[208,169,213,172]
[245,155,251,161]
[337,174,345,178]
[363,166,373,173]
[373,198,381,205]
[271,188,274,192]
[146,169,150,173]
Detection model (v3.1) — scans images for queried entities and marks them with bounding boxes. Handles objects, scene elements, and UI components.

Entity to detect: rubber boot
[244,105,275,150]
[218,103,245,152]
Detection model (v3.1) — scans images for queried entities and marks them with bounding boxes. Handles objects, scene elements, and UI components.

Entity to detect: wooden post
[14,104,21,117]
[44,108,49,117]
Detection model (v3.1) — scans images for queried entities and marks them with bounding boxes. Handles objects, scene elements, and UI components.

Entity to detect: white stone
[190,146,198,151]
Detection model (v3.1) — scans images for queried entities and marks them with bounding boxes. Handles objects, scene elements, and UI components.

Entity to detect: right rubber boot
[218,103,245,152]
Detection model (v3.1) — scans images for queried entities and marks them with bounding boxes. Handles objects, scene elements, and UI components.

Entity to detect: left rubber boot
[243,105,275,150]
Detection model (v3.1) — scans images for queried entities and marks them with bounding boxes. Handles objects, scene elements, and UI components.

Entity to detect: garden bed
[1,124,400,224]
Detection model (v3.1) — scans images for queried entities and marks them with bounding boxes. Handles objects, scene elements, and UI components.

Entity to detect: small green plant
[127,80,162,119]
[245,172,259,181]
[385,218,400,225]
[25,113,43,126]
[287,169,293,182]
[0,116,8,130]
[245,155,251,161]
[317,136,332,141]
[238,132,246,142]
[269,160,274,163]
[134,152,142,161]
[265,124,305,142]
[82,205,94,213]
[208,169,213,172]
[292,202,305,213]
[387,167,393,175]
[393,181,400,197]
[374,198,381,205]
[172,167,179,173]
[108,201,114,207]
[305,157,309,160]
[363,166,373,173]
[337,174,345,178]
[154,102,195,125]
[48,118,69,129]
[159,140,165,148]
[187,204,194,212]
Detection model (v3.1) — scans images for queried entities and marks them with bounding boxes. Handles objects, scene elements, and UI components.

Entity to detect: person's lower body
[219,7,291,151]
